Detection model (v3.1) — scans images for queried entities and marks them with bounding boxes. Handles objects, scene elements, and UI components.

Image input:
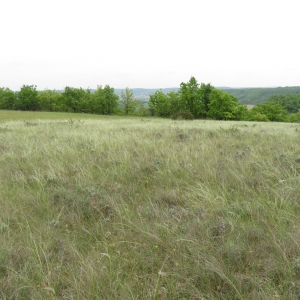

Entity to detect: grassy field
[1,111,300,299]
[0,110,123,122]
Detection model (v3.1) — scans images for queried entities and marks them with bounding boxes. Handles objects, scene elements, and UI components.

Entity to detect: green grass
[0,110,124,122]
[1,111,300,299]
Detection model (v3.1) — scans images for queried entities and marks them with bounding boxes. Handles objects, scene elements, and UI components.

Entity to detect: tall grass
[1,114,300,299]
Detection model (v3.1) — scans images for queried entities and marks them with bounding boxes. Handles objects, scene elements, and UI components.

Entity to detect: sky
[1,0,299,90]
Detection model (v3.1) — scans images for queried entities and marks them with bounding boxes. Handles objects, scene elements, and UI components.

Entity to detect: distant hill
[108,86,300,105]
[219,86,300,105]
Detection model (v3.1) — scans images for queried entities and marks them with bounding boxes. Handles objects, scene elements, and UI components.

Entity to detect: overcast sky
[1,0,299,90]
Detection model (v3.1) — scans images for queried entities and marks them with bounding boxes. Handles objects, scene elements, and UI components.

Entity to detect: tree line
[1,77,300,122]
[0,85,141,116]
[243,94,300,122]
[148,77,300,122]
[148,77,247,120]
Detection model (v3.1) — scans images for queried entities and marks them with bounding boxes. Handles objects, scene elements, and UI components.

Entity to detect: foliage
[92,85,119,115]
[171,109,194,120]
[247,112,270,122]
[37,89,63,112]
[61,87,91,113]
[289,109,300,122]
[149,90,173,117]
[149,77,243,121]
[102,85,119,115]
[16,85,39,111]
[0,87,16,110]
[200,82,213,117]
[208,89,240,120]
[136,103,148,116]
[268,93,300,113]
[2,77,299,122]
[248,102,288,122]
[179,77,203,118]
[119,87,139,115]
[221,86,300,105]
[233,103,249,121]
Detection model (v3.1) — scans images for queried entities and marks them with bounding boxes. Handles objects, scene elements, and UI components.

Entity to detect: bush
[289,110,300,123]
[248,112,270,122]
[171,110,194,120]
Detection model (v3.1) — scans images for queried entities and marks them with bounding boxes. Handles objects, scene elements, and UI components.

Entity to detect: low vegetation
[1,111,300,299]
[2,78,300,122]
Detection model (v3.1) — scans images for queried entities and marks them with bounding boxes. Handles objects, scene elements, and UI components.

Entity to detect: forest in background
[221,86,300,105]
[113,86,300,106]
[1,77,300,122]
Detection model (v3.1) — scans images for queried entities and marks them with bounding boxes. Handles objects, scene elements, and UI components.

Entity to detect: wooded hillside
[220,86,300,105]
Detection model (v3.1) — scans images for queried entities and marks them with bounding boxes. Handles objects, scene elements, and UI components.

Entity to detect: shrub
[171,110,194,120]
[248,112,270,122]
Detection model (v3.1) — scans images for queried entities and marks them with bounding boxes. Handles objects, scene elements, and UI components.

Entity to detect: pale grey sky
[1,0,299,90]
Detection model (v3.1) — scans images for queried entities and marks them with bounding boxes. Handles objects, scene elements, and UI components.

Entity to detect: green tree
[37,89,62,111]
[91,86,104,114]
[81,89,93,113]
[136,103,148,116]
[178,78,214,118]
[233,103,249,120]
[248,102,288,122]
[248,112,270,122]
[16,85,39,111]
[199,83,213,118]
[289,109,300,122]
[268,94,300,113]
[148,90,184,117]
[179,76,201,118]
[208,89,240,120]
[149,90,171,117]
[219,86,300,105]
[0,88,16,110]
[92,85,119,114]
[62,87,88,113]
[119,87,139,115]
[168,91,183,115]
[103,85,119,114]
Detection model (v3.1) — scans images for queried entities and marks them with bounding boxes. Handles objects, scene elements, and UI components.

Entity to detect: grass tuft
[1,112,300,298]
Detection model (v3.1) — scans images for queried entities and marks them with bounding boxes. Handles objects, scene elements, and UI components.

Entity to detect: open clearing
[1,111,300,299]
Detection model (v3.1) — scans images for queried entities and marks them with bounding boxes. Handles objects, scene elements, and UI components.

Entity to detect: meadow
[1,111,300,299]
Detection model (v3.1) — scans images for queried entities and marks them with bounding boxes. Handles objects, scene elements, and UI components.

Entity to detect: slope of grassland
[1,113,300,299]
